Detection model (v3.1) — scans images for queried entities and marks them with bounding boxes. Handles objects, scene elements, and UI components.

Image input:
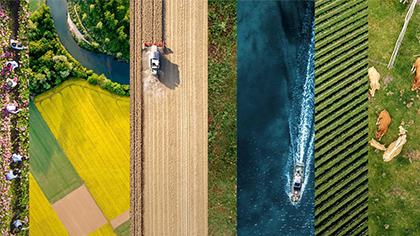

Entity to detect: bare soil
[52,185,108,236]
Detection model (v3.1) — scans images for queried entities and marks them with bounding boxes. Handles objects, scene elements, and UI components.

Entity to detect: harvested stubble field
[29,174,69,236]
[29,101,83,203]
[34,78,130,221]
[368,1,420,235]
[131,0,208,235]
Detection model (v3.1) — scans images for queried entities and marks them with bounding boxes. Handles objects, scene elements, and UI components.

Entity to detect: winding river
[46,0,130,85]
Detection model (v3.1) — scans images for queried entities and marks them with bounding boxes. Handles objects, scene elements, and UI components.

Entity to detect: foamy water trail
[286,20,315,205]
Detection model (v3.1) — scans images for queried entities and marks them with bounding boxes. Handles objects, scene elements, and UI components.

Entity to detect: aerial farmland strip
[131,0,208,235]
[314,0,368,235]
[29,101,83,203]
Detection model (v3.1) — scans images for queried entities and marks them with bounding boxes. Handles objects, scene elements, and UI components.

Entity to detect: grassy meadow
[369,1,420,235]
[34,78,130,221]
[208,1,237,235]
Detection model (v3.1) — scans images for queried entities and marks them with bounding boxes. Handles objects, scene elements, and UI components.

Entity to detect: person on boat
[6,103,22,114]
[12,153,25,162]
[6,169,19,180]
[13,219,28,231]
[10,39,23,50]
[6,78,18,88]
[6,60,19,71]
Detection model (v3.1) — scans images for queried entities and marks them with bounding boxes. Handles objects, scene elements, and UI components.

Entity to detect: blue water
[237,1,315,235]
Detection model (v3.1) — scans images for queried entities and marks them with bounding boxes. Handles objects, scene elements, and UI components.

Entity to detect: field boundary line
[388,0,417,69]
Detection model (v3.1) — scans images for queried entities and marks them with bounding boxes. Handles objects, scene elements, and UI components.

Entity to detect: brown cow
[411,57,420,91]
[375,110,391,141]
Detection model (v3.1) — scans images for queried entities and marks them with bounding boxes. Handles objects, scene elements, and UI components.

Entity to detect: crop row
[316,121,367,163]
[315,82,367,122]
[316,28,367,68]
[315,93,366,135]
[316,159,367,204]
[316,0,361,26]
[316,73,366,112]
[314,2,368,232]
[315,40,367,77]
[316,110,366,151]
[315,49,366,86]
[315,0,349,18]
[316,181,367,227]
[316,6,367,45]
[315,92,366,139]
[315,63,365,98]
[316,1,367,36]
[317,199,367,235]
[315,156,367,198]
[315,140,366,180]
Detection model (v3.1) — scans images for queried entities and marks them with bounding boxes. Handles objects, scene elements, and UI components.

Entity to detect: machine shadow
[159,49,179,90]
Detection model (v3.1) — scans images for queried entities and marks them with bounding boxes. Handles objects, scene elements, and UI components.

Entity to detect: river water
[237,1,315,235]
[46,0,130,85]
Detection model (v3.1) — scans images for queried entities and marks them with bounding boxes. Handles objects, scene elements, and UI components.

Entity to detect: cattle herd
[368,57,420,162]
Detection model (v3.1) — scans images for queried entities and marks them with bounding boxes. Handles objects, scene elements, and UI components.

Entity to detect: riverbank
[46,0,129,85]
[29,5,130,96]
[67,0,129,63]
[67,13,90,45]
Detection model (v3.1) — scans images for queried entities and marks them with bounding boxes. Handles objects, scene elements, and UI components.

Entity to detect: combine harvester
[144,42,164,77]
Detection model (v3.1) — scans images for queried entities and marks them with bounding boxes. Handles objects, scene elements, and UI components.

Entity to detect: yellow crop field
[34,78,130,221]
[29,174,69,236]
[89,223,118,236]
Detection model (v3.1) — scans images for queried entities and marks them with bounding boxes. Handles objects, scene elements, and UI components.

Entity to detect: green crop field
[368,1,420,235]
[29,100,84,203]
[314,0,368,235]
[115,220,130,236]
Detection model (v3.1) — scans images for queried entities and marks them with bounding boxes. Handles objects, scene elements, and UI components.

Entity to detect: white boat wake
[285,22,315,206]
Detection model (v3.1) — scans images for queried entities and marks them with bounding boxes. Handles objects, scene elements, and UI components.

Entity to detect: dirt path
[67,13,90,45]
[131,0,208,235]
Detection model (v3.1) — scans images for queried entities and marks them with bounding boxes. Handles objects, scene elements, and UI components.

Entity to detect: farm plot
[29,174,69,236]
[114,220,130,236]
[89,223,118,236]
[29,101,83,203]
[314,0,368,235]
[368,0,420,235]
[34,78,130,221]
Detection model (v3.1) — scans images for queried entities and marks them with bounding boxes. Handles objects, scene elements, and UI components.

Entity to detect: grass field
[29,0,45,13]
[114,220,130,236]
[314,0,368,235]
[368,1,420,235]
[89,223,117,236]
[29,174,70,236]
[30,101,84,203]
[208,1,237,234]
[34,78,130,221]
